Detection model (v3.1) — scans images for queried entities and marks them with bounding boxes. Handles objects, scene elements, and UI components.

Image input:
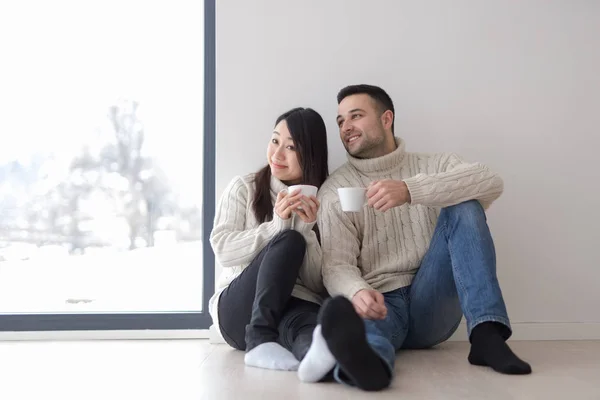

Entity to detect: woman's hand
[274,189,303,220]
[293,195,320,223]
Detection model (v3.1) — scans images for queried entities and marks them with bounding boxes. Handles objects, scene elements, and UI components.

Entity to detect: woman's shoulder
[219,173,258,201]
[224,173,256,188]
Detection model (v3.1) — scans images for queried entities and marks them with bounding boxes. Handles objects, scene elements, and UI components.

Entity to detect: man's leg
[320,289,409,391]
[403,200,531,374]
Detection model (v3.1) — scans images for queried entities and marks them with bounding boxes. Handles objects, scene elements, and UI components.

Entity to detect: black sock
[319,296,391,391]
[468,322,532,375]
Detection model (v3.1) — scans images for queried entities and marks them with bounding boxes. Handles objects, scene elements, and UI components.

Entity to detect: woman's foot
[244,342,300,371]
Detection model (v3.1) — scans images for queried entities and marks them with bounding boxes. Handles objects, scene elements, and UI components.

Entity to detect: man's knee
[442,200,486,223]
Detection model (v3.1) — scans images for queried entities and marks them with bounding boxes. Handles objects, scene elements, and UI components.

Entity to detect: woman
[208,107,329,371]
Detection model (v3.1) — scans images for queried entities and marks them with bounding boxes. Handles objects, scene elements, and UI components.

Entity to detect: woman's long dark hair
[252,107,329,223]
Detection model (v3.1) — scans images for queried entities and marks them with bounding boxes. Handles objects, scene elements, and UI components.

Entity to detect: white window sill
[0,328,211,341]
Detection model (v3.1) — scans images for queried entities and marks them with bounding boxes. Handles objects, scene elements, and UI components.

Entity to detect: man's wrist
[400,180,411,204]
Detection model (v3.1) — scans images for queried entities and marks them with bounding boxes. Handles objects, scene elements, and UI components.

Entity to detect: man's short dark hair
[337,84,395,133]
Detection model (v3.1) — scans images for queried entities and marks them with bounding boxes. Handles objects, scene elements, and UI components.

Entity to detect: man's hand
[367,179,411,212]
[352,289,387,320]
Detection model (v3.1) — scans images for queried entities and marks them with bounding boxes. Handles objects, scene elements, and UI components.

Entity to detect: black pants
[217,230,320,360]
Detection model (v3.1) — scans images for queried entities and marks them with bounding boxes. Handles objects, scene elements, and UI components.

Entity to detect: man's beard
[346,133,385,159]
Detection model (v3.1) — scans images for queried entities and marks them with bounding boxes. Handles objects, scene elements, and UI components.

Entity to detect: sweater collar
[346,137,406,175]
[269,175,288,194]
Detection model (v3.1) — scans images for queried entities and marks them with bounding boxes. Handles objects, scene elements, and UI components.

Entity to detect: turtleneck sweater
[317,137,504,299]
[208,173,325,340]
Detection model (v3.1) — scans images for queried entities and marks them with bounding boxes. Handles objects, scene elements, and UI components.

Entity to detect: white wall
[216,0,600,333]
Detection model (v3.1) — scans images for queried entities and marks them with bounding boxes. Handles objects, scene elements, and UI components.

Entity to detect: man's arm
[404,153,504,209]
[317,189,372,299]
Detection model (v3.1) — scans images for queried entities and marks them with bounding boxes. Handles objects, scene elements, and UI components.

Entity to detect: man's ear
[381,110,394,130]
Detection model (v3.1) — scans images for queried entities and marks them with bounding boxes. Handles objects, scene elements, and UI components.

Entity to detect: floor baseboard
[209,323,600,344]
[4,323,595,342]
[448,322,600,341]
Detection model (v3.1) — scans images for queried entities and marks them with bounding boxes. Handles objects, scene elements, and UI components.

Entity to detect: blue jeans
[334,200,511,385]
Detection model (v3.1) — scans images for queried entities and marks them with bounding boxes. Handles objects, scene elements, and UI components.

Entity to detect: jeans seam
[219,320,245,350]
[216,288,246,350]
[442,218,473,324]
[433,317,462,346]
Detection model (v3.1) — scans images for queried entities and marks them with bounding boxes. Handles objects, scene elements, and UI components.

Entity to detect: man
[297,84,531,391]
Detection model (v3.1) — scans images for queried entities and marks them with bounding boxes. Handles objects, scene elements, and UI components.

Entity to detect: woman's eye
[287,146,295,151]
[271,138,278,144]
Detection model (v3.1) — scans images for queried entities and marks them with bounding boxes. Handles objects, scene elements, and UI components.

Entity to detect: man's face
[336,94,388,159]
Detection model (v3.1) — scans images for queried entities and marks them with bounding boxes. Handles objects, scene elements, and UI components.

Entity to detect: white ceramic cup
[288,184,318,198]
[287,185,318,210]
[338,187,367,212]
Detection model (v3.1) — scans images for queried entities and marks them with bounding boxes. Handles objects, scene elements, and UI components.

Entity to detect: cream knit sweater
[317,137,504,300]
[208,173,325,338]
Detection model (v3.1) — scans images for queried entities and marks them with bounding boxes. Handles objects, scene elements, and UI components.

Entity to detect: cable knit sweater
[317,137,504,300]
[209,173,325,338]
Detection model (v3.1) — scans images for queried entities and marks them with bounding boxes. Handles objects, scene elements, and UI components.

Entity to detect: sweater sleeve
[210,176,292,268]
[294,217,324,295]
[403,153,504,209]
[317,189,372,299]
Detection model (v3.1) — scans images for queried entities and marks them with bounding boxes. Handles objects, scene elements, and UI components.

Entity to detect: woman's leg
[217,230,306,369]
[277,297,320,360]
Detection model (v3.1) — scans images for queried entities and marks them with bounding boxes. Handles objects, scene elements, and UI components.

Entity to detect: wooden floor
[0,339,599,399]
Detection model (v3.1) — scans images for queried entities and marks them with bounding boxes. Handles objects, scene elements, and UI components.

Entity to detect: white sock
[244,342,300,371]
[297,325,336,382]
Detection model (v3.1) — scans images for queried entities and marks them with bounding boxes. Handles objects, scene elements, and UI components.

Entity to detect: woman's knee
[272,229,306,253]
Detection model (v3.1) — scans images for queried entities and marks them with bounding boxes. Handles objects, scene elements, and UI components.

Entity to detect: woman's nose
[273,146,285,159]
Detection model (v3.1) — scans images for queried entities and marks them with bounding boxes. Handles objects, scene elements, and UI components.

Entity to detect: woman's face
[267,120,302,184]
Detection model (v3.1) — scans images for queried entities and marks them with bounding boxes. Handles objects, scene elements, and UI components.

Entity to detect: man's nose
[341,120,352,133]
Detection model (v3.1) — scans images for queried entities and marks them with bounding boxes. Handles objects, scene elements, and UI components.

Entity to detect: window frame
[0,0,216,333]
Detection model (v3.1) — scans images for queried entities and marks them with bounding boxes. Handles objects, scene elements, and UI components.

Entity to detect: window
[0,0,215,331]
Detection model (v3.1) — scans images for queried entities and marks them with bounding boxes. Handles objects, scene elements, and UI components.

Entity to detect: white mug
[288,185,318,210]
[338,187,367,212]
[288,184,318,198]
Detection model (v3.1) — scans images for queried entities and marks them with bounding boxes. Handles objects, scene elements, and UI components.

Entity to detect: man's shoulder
[319,163,358,198]
[405,150,460,173]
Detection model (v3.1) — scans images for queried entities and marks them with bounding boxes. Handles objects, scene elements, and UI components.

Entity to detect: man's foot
[320,296,391,391]
[468,322,532,375]
[297,325,336,382]
[244,342,300,371]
